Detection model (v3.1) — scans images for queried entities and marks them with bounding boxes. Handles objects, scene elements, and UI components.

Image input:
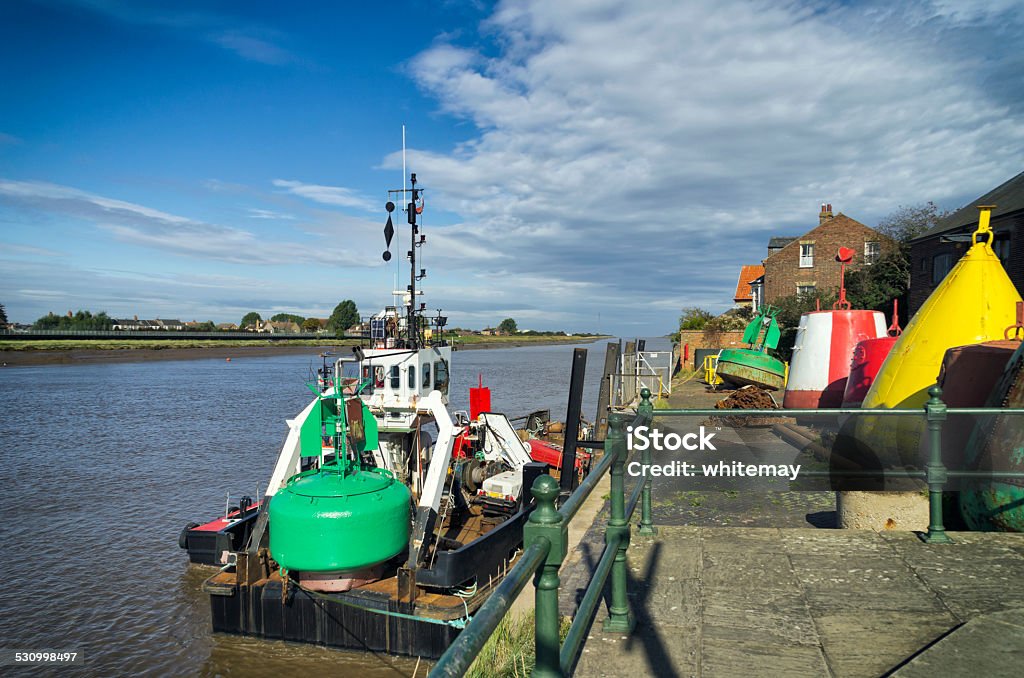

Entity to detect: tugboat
[179,174,553,658]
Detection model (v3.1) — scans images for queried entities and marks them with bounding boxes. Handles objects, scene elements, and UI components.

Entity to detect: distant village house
[111,315,184,330]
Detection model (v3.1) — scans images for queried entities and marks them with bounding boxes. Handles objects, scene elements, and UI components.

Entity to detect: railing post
[921,385,953,544]
[603,412,636,633]
[524,474,567,678]
[637,388,657,537]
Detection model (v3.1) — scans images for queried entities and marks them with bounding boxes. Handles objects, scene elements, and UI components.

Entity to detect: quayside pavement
[568,526,1024,677]
[560,376,1024,677]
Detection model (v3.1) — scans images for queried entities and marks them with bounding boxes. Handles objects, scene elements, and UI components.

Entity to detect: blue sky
[1,0,1022,334]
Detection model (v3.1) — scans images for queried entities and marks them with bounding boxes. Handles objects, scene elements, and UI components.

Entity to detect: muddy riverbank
[0,337,606,367]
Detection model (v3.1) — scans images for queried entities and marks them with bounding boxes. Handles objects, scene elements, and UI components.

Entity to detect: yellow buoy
[857,206,1022,466]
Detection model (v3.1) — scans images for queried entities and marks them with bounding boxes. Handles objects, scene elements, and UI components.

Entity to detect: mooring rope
[294,580,471,629]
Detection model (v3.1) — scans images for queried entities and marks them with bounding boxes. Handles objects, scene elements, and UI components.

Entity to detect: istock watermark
[627,425,717,451]
[624,424,802,484]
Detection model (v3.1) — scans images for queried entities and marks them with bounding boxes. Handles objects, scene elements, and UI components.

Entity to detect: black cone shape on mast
[384,173,425,349]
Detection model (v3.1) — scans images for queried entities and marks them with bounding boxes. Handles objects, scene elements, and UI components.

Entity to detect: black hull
[208,579,461,659]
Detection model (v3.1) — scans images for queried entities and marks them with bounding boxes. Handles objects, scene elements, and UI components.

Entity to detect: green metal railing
[431,385,1024,676]
[431,396,655,677]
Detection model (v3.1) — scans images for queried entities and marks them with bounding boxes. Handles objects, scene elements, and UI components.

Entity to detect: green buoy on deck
[269,378,411,572]
[269,467,410,572]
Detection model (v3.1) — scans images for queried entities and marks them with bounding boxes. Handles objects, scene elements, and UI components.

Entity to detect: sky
[1,0,1022,335]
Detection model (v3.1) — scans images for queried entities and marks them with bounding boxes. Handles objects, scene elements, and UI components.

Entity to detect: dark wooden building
[908,171,1024,315]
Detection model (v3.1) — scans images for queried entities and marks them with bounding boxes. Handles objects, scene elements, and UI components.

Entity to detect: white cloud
[247,208,295,220]
[0,179,371,267]
[273,179,376,211]
[212,31,296,65]
[390,0,1024,330]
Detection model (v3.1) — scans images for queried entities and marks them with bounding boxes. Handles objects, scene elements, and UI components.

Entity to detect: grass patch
[464,611,571,678]
[0,339,358,351]
[451,334,609,346]
[653,397,671,410]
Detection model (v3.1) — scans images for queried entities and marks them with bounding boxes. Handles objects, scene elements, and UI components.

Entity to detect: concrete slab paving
[566,526,1024,677]
[892,608,1024,678]
[568,378,1023,676]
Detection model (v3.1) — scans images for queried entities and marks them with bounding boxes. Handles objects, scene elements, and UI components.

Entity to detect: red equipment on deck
[469,374,491,420]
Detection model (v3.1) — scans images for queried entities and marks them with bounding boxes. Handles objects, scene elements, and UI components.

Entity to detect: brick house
[907,171,1024,315]
[761,205,896,304]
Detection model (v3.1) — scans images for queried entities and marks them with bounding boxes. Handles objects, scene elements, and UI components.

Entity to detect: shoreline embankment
[0,337,608,367]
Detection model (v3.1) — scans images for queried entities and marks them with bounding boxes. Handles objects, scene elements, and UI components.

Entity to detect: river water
[0,337,667,676]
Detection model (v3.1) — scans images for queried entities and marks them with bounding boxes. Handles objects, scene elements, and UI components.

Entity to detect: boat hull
[715,348,785,391]
[207,573,463,659]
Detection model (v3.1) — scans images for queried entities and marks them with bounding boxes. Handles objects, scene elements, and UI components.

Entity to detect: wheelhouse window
[407,365,416,389]
[799,243,814,268]
[422,363,431,389]
[390,364,400,389]
[864,241,880,264]
[932,253,954,284]
[434,359,450,394]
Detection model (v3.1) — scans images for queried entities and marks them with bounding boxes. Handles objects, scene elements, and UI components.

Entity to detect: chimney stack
[819,202,834,224]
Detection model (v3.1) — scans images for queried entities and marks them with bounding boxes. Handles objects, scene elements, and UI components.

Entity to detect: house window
[932,253,954,284]
[994,233,1011,268]
[797,284,816,296]
[864,241,880,264]
[799,243,814,268]
[920,258,927,272]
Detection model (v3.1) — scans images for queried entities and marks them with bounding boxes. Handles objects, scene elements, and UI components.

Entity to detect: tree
[498,318,518,334]
[32,309,113,330]
[770,290,839,361]
[844,248,912,313]
[271,312,305,324]
[829,202,948,322]
[876,202,949,243]
[678,307,714,331]
[302,317,321,332]
[0,303,7,326]
[328,300,360,337]
[240,312,262,329]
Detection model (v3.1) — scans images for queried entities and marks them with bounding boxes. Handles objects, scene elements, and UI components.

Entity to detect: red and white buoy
[783,247,888,409]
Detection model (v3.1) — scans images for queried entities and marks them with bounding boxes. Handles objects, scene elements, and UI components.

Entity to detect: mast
[383,172,427,349]
[408,173,419,349]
